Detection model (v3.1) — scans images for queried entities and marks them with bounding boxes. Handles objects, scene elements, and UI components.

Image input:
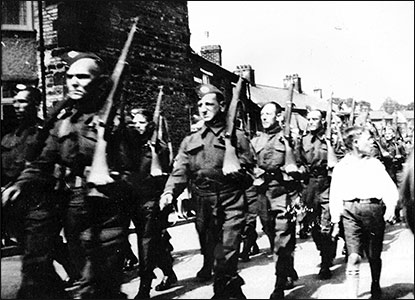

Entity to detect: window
[1,1,34,31]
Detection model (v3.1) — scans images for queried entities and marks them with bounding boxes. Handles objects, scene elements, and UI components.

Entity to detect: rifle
[325,93,338,169]
[86,17,139,195]
[161,115,174,167]
[149,86,166,177]
[348,98,356,126]
[282,82,299,176]
[222,76,244,176]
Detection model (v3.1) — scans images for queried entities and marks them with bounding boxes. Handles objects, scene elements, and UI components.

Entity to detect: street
[1,220,414,299]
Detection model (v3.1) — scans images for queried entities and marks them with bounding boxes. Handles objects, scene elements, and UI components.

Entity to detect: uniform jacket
[15,106,130,195]
[163,120,255,198]
[250,125,302,208]
[1,121,41,186]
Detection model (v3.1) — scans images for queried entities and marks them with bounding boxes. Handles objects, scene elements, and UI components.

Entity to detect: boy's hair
[343,126,370,150]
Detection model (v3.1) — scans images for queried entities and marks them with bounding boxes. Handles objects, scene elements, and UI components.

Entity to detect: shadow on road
[359,283,414,299]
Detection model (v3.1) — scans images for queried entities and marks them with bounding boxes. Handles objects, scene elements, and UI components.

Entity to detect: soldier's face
[307,110,323,132]
[384,128,395,141]
[66,58,100,100]
[132,113,149,135]
[13,90,31,120]
[261,104,279,129]
[198,94,223,122]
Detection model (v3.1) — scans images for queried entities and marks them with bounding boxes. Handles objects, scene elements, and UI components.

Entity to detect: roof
[249,84,327,112]
[370,110,414,122]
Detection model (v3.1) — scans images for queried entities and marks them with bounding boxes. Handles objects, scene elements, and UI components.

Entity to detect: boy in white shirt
[330,126,398,299]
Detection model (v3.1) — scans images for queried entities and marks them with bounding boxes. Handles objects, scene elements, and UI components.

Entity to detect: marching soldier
[121,107,177,299]
[1,85,81,297]
[159,83,256,299]
[251,101,302,299]
[297,109,339,280]
[3,51,132,298]
[380,125,407,185]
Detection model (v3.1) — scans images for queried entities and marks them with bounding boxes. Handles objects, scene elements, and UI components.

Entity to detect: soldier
[250,101,302,299]
[296,109,339,280]
[121,107,177,299]
[1,85,42,248]
[159,83,256,299]
[3,51,132,298]
[400,149,414,233]
[330,126,398,299]
[380,125,407,185]
[1,85,81,296]
[239,184,260,262]
[380,125,407,223]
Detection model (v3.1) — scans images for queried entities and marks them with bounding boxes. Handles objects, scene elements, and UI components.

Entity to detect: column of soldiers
[1,49,410,300]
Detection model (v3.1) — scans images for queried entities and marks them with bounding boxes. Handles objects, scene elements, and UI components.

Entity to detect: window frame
[1,1,34,32]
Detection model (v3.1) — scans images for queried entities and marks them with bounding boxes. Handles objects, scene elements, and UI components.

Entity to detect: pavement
[1,220,414,299]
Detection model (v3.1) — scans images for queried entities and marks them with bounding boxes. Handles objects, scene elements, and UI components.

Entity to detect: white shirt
[329,153,399,223]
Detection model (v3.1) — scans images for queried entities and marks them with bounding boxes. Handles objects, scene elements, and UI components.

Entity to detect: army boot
[270,275,286,299]
[134,277,152,299]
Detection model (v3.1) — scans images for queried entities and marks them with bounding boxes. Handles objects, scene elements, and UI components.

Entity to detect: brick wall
[37,0,196,152]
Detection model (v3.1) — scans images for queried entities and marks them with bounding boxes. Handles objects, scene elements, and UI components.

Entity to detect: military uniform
[15,98,132,298]
[297,128,337,279]
[119,123,176,298]
[2,101,80,298]
[250,125,302,298]
[162,84,255,298]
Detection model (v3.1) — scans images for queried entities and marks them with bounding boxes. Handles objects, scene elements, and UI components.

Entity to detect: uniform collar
[200,121,225,138]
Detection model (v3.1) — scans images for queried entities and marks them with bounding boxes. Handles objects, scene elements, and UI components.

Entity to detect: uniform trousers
[16,188,69,299]
[302,176,337,267]
[192,183,246,294]
[258,179,298,289]
[76,194,130,299]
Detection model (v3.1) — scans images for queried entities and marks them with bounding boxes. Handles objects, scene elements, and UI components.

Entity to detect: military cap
[196,83,224,100]
[15,84,42,106]
[61,50,106,72]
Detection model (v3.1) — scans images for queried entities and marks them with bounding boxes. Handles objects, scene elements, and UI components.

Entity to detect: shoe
[299,229,308,239]
[123,257,139,272]
[196,268,213,281]
[62,277,81,289]
[270,287,284,299]
[155,272,178,291]
[284,277,295,290]
[370,282,382,299]
[4,238,18,247]
[250,243,260,256]
[318,267,332,280]
[239,252,250,262]
[134,290,150,299]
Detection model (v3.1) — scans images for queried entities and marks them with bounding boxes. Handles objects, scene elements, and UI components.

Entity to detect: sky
[187,1,414,110]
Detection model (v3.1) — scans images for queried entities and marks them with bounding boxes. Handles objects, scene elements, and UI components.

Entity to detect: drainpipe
[38,1,47,119]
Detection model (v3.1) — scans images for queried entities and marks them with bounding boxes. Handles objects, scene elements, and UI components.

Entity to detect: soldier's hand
[2,185,21,207]
[159,193,173,211]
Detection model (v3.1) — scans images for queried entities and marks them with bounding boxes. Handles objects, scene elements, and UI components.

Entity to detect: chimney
[283,75,292,88]
[313,88,322,99]
[200,31,222,66]
[233,65,256,86]
[200,45,222,66]
[283,74,302,93]
[292,74,302,94]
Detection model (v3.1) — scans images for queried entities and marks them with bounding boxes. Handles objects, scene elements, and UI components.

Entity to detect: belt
[345,198,381,204]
